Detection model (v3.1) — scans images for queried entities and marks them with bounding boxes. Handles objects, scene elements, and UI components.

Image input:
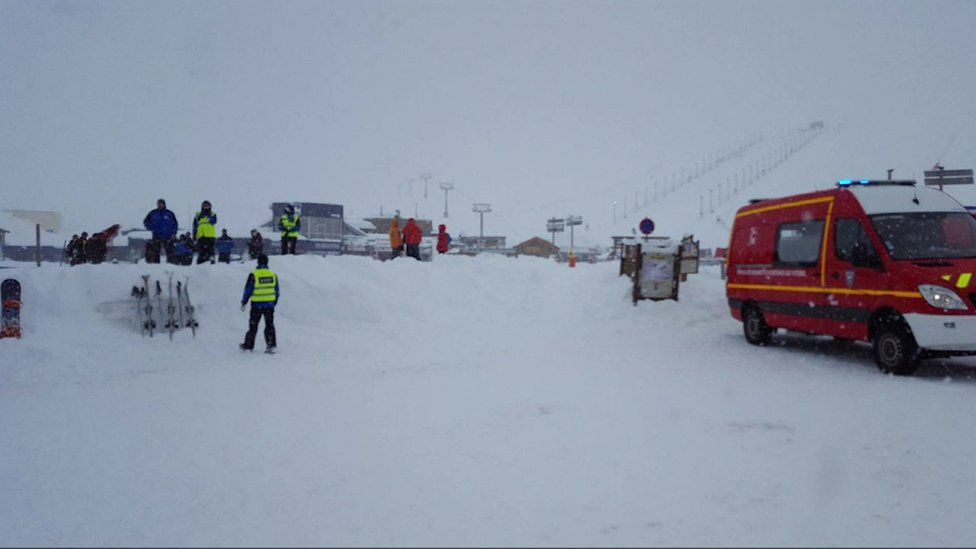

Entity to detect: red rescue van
[726,179,976,375]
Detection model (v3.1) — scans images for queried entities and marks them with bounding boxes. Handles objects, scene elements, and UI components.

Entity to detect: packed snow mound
[3,255,976,545]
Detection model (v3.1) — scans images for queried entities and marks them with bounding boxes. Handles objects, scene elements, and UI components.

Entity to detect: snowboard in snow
[1,278,22,339]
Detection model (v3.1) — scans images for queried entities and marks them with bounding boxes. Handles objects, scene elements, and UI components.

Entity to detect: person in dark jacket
[278,205,300,255]
[193,200,218,264]
[84,224,120,265]
[240,254,279,353]
[65,235,79,265]
[72,232,89,265]
[86,233,108,264]
[248,229,264,260]
[436,224,451,254]
[216,229,234,263]
[143,199,179,263]
[402,218,423,260]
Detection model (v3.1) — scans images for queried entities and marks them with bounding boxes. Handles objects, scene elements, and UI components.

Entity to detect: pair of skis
[133,273,197,338]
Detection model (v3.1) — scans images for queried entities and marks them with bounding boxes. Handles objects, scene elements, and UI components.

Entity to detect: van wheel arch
[868,308,908,341]
[741,302,774,346]
[869,308,920,375]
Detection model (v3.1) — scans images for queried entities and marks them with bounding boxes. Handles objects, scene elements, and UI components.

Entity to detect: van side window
[775,220,824,267]
[835,219,881,267]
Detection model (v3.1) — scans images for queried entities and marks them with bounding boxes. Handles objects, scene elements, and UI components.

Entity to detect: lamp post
[439,181,454,218]
[472,203,492,247]
[420,173,432,199]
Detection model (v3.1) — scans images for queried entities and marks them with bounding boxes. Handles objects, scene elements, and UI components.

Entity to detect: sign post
[566,215,583,250]
[472,203,492,247]
[924,166,974,191]
[546,217,565,245]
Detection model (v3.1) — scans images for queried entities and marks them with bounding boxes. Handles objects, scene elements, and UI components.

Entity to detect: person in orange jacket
[402,218,423,260]
[436,224,451,254]
[388,218,404,259]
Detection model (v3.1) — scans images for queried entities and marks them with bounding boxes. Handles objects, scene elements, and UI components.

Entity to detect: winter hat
[202,200,211,208]
[257,254,269,266]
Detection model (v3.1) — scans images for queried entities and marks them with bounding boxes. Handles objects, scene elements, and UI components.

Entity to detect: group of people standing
[142,198,270,265]
[65,224,121,265]
[388,218,451,260]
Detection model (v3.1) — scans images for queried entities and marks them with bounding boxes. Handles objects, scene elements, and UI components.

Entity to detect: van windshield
[870,212,976,260]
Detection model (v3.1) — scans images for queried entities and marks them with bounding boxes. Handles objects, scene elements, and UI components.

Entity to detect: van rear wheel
[872,322,919,376]
[743,307,773,346]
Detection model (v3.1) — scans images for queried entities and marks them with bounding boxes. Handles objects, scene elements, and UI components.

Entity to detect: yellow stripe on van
[735,196,836,218]
[958,273,972,289]
[819,199,835,288]
[726,283,923,299]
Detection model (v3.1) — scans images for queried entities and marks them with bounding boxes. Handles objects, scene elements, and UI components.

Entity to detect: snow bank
[2,255,976,546]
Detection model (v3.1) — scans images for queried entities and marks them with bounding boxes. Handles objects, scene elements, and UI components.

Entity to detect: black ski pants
[281,236,298,255]
[405,243,420,260]
[145,237,175,264]
[196,237,215,264]
[244,306,276,349]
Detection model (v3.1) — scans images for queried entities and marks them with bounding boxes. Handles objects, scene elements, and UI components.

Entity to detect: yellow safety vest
[280,214,300,238]
[195,212,217,239]
[251,268,278,303]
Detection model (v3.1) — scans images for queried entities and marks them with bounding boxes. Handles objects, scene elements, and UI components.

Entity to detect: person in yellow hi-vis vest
[193,200,218,264]
[278,204,301,255]
[240,254,279,354]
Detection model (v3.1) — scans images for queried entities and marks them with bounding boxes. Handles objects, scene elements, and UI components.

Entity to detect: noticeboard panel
[640,252,677,300]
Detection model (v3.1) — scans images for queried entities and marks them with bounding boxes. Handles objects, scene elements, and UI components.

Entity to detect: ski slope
[3,255,976,546]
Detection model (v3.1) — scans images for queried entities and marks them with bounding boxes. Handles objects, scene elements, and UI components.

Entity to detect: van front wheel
[872,322,919,376]
[743,307,774,346]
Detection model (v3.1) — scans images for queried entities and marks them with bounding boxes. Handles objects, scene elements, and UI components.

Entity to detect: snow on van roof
[848,185,966,215]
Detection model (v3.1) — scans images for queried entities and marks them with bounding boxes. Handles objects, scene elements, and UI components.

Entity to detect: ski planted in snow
[182,277,198,337]
[140,275,155,337]
[165,273,177,339]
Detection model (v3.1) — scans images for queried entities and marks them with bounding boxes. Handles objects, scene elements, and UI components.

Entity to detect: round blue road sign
[639,217,655,235]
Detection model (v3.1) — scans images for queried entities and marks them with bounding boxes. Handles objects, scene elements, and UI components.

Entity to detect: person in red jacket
[402,218,423,260]
[436,224,451,254]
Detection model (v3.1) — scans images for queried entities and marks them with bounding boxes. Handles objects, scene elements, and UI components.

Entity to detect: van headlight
[919,285,969,311]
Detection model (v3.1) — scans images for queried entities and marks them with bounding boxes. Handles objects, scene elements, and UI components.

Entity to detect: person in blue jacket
[172,233,194,265]
[216,229,235,263]
[142,198,179,263]
[240,254,279,353]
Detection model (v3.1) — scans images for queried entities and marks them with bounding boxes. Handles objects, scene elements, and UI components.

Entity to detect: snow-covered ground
[3,255,976,546]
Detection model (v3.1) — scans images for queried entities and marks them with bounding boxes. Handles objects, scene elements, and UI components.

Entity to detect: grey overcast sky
[2,0,975,238]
